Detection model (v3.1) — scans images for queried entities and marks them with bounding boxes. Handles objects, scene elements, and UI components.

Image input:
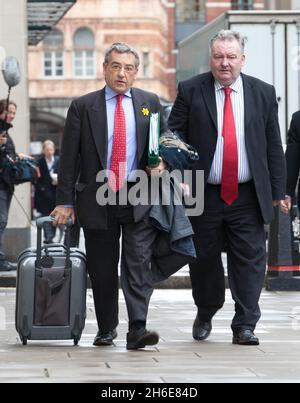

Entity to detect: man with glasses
[51,43,166,350]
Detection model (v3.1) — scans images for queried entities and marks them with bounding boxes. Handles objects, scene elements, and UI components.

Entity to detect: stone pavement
[1,287,300,383]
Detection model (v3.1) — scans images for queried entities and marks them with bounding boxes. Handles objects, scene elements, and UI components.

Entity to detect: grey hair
[104,42,140,68]
[210,30,247,53]
[42,140,55,150]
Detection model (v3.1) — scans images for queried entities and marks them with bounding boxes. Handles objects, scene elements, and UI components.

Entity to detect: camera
[0,118,11,134]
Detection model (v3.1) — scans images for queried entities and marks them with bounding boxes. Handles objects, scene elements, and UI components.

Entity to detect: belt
[206,180,254,188]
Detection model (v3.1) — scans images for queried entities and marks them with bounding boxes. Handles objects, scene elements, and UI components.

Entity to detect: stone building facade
[206,0,264,22]
[28,0,176,149]
[176,0,265,41]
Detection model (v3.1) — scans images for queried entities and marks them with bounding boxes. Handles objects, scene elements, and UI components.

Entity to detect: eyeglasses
[109,63,136,73]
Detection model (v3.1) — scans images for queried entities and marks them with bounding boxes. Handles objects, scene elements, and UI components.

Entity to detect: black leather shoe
[0,261,16,272]
[193,316,212,341]
[126,328,159,350]
[93,329,117,346]
[232,329,259,345]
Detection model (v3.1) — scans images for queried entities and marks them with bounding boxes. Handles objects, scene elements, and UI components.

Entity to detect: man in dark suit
[51,43,166,350]
[35,140,59,243]
[168,30,287,345]
[284,111,300,210]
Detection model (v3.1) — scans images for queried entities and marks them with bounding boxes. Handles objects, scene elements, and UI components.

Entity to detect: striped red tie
[220,87,238,205]
[108,94,126,192]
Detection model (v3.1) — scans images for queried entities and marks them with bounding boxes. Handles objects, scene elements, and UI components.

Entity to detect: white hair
[210,30,247,53]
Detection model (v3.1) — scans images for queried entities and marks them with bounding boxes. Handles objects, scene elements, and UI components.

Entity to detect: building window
[231,0,254,10]
[176,0,205,22]
[43,29,64,77]
[44,52,63,77]
[73,28,95,78]
[142,51,150,78]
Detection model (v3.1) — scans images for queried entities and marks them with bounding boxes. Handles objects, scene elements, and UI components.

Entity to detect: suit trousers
[190,181,266,331]
[84,204,157,333]
[0,189,12,260]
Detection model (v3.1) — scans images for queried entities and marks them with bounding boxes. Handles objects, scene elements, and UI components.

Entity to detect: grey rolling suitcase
[15,217,86,345]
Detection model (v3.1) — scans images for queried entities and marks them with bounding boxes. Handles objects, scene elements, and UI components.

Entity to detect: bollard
[266,203,300,290]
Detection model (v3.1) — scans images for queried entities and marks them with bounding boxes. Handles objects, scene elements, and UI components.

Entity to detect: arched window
[43,28,64,77]
[73,28,95,78]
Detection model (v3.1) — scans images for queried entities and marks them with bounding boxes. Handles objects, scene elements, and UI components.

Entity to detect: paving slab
[1,288,300,383]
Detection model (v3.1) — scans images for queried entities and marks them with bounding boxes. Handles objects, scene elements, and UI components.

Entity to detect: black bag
[159,130,199,171]
[3,155,40,185]
[34,267,71,326]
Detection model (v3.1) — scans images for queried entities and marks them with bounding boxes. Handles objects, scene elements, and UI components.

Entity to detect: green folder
[148,112,160,167]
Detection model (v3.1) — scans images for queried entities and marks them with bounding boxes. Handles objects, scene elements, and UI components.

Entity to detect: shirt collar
[46,156,54,164]
[214,74,243,93]
[105,85,132,101]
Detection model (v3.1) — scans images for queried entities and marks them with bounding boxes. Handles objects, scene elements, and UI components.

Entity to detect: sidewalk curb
[0,273,193,288]
[0,274,16,287]
[0,273,230,289]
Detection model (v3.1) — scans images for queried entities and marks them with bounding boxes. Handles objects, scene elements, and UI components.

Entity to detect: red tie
[108,94,126,192]
[221,87,238,205]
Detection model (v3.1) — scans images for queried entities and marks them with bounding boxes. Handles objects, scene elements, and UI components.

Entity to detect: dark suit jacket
[0,132,16,193]
[168,72,286,224]
[56,87,166,229]
[35,155,59,215]
[286,110,300,201]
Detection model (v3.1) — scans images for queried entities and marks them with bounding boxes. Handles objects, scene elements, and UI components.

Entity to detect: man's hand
[146,158,167,176]
[50,206,75,226]
[279,196,292,215]
[180,183,190,197]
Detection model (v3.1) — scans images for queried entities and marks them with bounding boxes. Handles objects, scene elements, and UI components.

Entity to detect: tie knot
[117,94,124,103]
[223,87,232,96]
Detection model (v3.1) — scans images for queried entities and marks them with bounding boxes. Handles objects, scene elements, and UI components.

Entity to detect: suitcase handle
[40,243,69,249]
[36,216,73,271]
[36,216,73,229]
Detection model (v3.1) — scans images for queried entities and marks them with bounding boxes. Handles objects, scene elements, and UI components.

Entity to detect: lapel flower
[142,107,149,116]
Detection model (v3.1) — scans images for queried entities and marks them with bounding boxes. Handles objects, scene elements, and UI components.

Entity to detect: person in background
[282,110,300,212]
[0,99,17,271]
[168,30,287,346]
[35,140,59,243]
[63,158,81,248]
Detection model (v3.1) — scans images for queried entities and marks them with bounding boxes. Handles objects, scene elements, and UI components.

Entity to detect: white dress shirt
[208,75,252,184]
[45,156,55,172]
